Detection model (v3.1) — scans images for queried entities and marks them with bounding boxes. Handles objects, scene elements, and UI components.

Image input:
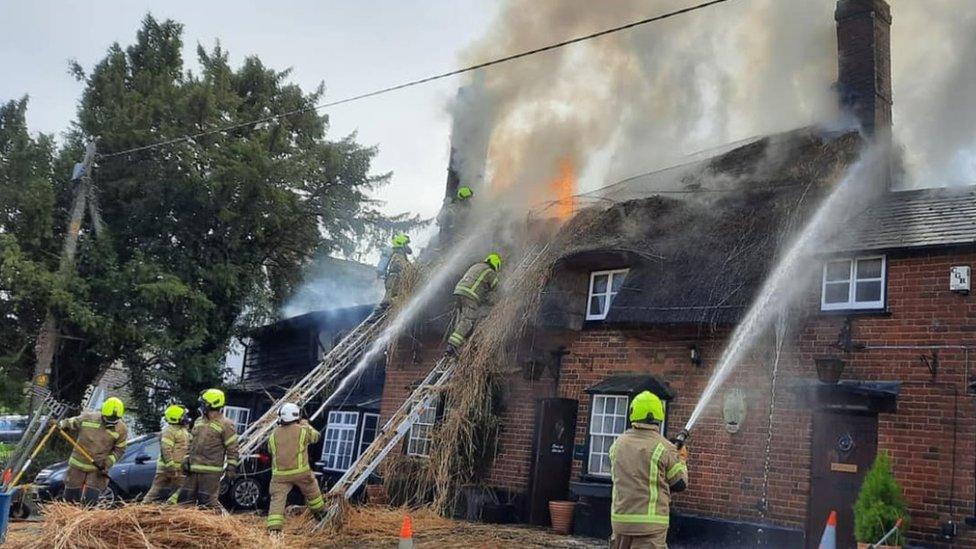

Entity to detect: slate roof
[827,187,976,252]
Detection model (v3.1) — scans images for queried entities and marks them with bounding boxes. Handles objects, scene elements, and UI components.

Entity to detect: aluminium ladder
[238,308,389,457]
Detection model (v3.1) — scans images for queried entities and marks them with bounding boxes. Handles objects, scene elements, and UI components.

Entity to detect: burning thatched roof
[539,127,863,328]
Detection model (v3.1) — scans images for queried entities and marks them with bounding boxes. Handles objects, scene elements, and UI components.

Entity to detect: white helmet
[278,403,301,424]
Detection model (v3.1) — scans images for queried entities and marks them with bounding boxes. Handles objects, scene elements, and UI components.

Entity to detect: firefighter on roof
[447,252,501,355]
[266,403,326,536]
[172,388,239,509]
[379,233,412,306]
[59,397,128,505]
[143,404,191,502]
[609,391,688,549]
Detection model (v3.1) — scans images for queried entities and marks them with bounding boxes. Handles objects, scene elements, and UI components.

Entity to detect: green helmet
[629,391,665,424]
[485,253,502,271]
[164,404,189,425]
[101,397,125,425]
[199,388,226,410]
[457,186,474,201]
[392,233,411,248]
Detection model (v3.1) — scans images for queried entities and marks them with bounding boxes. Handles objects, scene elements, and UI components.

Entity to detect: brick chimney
[835,0,892,137]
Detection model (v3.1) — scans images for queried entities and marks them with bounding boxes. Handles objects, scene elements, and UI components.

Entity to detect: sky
[0,0,497,228]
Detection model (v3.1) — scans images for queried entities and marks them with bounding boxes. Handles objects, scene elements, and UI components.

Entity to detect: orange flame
[549,157,577,220]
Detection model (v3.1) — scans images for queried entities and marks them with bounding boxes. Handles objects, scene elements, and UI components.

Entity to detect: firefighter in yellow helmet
[266,403,325,537]
[446,252,501,355]
[143,404,191,502]
[58,397,128,504]
[434,186,475,249]
[172,389,239,509]
[379,233,413,307]
[609,391,688,549]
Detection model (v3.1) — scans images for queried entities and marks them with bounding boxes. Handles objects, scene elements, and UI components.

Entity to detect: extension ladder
[1,387,73,492]
[238,308,389,457]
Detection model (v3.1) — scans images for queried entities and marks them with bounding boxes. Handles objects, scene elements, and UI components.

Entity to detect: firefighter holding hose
[58,397,128,505]
[446,252,501,356]
[609,391,688,549]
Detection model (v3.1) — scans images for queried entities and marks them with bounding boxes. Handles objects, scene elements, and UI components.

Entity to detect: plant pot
[857,543,900,549]
[366,484,388,505]
[815,357,845,384]
[549,500,576,535]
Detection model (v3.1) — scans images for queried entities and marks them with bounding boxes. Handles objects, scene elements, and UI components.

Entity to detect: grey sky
[1,0,496,227]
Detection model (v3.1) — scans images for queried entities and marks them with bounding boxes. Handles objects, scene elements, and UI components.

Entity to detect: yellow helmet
[164,404,189,425]
[629,391,665,424]
[485,253,502,271]
[457,186,474,200]
[392,233,411,248]
[101,397,125,425]
[199,388,226,410]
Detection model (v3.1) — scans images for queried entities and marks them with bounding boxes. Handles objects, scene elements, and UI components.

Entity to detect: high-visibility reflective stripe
[161,438,175,447]
[157,459,180,470]
[189,464,224,473]
[666,461,687,481]
[208,422,223,433]
[69,456,97,471]
[167,491,179,504]
[611,443,669,525]
[115,441,127,449]
[453,285,481,301]
[267,514,284,526]
[106,455,117,466]
[226,459,239,466]
[269,433,278,472]
[272,428,309,477]
[469,267,495,293]
[272,465,311,477]
[308,495,325,510]
[448,333,465,346]
[107,430,120,440]
[224,434,238,446]
[81,421,102,429]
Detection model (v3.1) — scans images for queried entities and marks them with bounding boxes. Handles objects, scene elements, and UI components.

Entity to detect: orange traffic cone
[398,514,414,549]
[818,510,837,549]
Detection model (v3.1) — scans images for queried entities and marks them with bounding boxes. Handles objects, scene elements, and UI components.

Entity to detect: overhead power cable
[100,0,734,159]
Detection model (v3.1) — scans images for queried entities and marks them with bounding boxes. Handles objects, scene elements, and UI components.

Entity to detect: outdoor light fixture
[689,345,702,367]
[815,357,845,384]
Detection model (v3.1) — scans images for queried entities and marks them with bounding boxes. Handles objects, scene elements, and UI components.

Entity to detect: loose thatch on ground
[6,503,600,548]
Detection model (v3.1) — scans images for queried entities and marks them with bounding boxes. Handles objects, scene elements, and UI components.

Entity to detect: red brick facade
[380,248,976,547]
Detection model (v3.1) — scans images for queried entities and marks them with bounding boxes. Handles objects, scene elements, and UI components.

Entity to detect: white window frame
[587,394,629,477]
[586,269,629,321]
[321,410,360,472]
[406,399,439,458]
[821,255,886,311]
[223,406,251,435]
[358,413,380,456]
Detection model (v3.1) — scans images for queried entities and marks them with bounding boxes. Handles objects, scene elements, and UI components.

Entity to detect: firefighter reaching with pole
[58,397,128,505]
[172,389,239,509]
[609,391,688,549]
[143,404,191,502]
[266,403,326,537]
[446,252,501,356]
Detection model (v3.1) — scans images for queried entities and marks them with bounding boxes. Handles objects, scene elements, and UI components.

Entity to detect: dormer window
[821,256,886,311]
[586,269,628,320]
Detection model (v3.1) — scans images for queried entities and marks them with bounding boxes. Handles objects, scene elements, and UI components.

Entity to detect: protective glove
[678,446,689,462]
[224,465,237,481]
[181,458,191,475]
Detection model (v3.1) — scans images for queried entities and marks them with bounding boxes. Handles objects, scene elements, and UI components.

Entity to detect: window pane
[611,273,626,292]
[615,397,627,415]
[825,260,852,282]
[856,258,883,279]
[824,282,850,304]
[855,280,882,303]
[589,295,606,317]
[613,416,626,433]
[593,274,609,294]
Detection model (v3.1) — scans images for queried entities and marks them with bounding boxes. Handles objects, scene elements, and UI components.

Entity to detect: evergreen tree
[853,451,908,545]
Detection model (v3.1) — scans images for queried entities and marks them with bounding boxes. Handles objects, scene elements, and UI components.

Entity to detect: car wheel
[231,476,263,510]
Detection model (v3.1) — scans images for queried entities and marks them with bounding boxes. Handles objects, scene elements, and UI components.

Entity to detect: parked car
[0,415,28,443]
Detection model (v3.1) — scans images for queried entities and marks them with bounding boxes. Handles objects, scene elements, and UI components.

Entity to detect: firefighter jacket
[60,412,128,472]
[268,420,320,480]
[158,424,191,472]
[187,412,240,474]
[386,248,411,280]
[453,261,498,303]
[609,423,688,536]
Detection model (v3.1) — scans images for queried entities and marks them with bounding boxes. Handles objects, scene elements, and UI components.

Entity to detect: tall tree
[0,15,418,428]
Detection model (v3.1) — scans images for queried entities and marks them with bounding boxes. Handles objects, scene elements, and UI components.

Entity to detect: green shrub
[853,451,909,545]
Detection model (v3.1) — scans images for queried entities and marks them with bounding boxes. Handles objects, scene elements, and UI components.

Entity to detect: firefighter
[266,403,326,536]
[380,233,412,306]
[437,186,474,235]
[446,252,501,355]
[58,397,128,505]
[172,389,239,509]
[609,391,688,549]
[143,404,191,502]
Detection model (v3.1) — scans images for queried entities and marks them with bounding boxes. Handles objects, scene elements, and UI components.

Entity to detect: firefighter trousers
[448,295,484,349]
[173,472,222,509]
[382,273,402,305]
[609,529,668,549]
[143,468,184,502]
[63,466,109,505]
[267,472,325,531]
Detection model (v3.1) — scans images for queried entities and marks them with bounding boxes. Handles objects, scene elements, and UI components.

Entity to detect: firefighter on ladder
[609,391,688,549]
[172,388,239,509]
[58,397,128,505]
[143,404,191,502]
[266,403,326,537]
[430,186,474,252]
[380,233,412,307]
[446,252,501,355]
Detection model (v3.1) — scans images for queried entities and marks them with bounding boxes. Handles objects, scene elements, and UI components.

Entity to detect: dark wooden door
[806,411,878,549]
[527,398,578,525]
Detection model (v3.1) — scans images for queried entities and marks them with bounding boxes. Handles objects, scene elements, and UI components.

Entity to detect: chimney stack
[835,0,892,137]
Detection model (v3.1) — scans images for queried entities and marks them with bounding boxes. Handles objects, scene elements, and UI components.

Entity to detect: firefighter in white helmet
[266,403,326,536]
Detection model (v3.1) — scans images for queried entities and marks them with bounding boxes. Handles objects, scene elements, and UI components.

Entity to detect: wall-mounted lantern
[689,345,703,367]
[815,357,846,384]
[723,389,746,433]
